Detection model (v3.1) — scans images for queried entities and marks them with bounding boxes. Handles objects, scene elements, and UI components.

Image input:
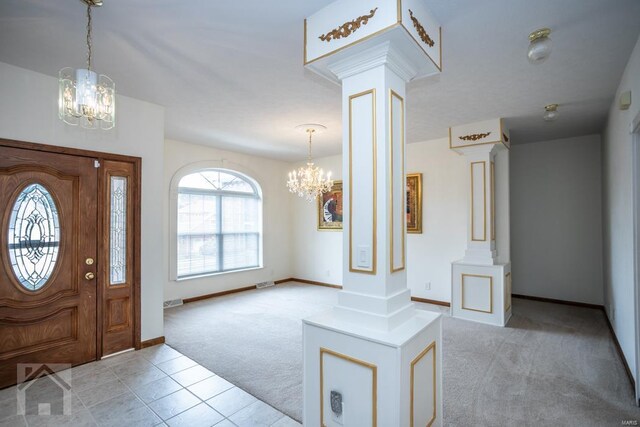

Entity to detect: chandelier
[59,0,115,130]
[287,124,333,202]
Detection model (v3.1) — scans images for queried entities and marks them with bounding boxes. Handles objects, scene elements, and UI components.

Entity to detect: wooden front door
[0,145,98,388]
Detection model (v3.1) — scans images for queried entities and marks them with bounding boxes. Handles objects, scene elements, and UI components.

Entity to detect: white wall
[510,135,604,305]
[602,34,640,381]
[291,138,468,303]
[290,154,343,286]
[164,139,293,301]
[0,62,165,341]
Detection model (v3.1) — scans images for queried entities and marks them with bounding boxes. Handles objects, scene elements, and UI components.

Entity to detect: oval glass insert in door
[7,183,61,291]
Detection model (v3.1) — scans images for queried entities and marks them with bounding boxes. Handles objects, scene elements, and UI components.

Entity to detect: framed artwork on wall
[318,180,343,231]
[407,173,423,233]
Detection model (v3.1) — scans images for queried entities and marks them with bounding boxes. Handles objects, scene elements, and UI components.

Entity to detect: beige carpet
[165,282,639,425]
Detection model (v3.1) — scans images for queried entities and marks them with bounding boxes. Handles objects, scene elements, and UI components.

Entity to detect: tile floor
[0,345,301,427]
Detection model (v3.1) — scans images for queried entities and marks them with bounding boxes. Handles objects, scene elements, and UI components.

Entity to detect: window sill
[175,266,264,282]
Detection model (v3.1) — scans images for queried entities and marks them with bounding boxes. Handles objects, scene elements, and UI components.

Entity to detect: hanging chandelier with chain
[287,125,333,202]
[59,0,115,130]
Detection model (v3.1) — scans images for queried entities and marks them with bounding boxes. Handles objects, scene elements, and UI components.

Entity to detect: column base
[303,309,442,427]
[451,261,512,327]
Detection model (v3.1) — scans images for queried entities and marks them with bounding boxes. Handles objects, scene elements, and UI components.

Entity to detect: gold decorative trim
[505,272,512,312]
[408,9,435,47]
[470,161,487,242]
[320,347,377,427]
[490,161,495,241]
[390,90,405,273]
[410,341,437,427]
[304,0,442,72]
[461,274,493,314]
[459,132,491,141]
[319,8,378,43]
[349,89,377,275]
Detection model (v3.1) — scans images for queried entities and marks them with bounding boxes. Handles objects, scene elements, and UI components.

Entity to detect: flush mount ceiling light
[543,104,559,121]
[287,124,333,202]
[528,28,552,64]
[59,0,115,130]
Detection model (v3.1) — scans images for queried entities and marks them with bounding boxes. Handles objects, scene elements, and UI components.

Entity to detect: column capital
[328,41,419,82]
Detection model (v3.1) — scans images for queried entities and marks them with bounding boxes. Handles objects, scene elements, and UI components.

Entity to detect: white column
[303,1,444,424]
[330,43,415,331]
[449,119,512,326]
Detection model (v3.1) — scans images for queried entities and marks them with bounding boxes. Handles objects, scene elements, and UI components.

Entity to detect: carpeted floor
[165,282,640,426]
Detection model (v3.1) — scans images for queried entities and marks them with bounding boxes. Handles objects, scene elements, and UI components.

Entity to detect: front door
[0,145,98,388]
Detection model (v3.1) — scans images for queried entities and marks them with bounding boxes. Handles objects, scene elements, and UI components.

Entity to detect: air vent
[163,299,183,308]
[256,281,275,289]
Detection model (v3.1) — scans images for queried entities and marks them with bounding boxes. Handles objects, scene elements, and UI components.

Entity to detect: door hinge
[94,160,101,168]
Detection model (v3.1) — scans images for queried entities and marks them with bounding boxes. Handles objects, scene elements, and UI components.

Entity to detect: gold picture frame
[407,173,423,234]
[318,180,343,231]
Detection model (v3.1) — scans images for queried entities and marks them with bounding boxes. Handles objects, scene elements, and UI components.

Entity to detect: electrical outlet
[425,282,431,291]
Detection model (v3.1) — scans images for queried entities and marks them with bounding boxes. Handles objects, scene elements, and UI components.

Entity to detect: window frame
[169,164,264,281]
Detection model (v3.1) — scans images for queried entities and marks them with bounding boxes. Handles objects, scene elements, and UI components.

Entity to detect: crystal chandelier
[287,125,333,202]
[59,0,115,130]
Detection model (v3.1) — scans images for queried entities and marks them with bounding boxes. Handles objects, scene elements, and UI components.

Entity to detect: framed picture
[406,173,423,234]
[318,181,343,231]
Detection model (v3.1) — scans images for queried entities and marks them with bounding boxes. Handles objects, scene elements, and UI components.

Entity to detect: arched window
[176,169,262,279]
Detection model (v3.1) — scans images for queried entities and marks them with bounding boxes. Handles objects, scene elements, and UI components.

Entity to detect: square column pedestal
[303,310,442,427]
[451,262,512,326]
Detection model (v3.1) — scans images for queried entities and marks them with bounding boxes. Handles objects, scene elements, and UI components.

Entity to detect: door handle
[85,272,95,280]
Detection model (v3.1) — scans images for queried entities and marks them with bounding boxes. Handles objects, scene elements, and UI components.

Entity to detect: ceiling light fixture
[59,0,115,130]
[527,28,552,64]
[543,104,559,121]
[287,124,333,202]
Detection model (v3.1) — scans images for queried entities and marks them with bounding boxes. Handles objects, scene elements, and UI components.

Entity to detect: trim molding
[511,294,601,310]
[183,285,257,304]
[141,336,165,348]
[320,347,377,427]
[410,341,436,427]
[411,296,450,307]
[287,278,342,289]
[513,294,635,391]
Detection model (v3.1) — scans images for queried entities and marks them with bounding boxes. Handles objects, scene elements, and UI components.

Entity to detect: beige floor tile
[155,356,198,375]
[165,402,224,427]
[72,369,119,392]
[270,415,301,426]
[229,401,284,427]
[187,375,233,401]
[25,407,97,427]
[170,365,215,387]
[0,414,26,427]
[148,389,200,420]
[140,345,183,364]
[75,378,129,408]
[88,391,144,425]
[206,387,257,418]
[130,376,183,404]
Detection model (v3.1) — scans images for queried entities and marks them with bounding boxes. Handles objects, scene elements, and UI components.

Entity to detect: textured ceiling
[1,0,639,160]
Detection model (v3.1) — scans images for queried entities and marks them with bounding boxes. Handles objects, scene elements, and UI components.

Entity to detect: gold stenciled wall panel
[390,90,405,273]
[349,89,377,274]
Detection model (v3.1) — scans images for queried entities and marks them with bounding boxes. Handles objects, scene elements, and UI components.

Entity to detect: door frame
[0,138,142,359]
[632,111,640,405]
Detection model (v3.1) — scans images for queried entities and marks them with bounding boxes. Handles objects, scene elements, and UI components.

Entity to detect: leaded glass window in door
[110,176,127,285]
[7,183,61,291]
